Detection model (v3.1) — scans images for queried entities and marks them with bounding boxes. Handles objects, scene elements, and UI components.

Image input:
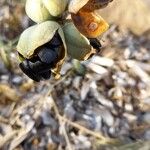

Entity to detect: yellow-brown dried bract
[71,10,109,38]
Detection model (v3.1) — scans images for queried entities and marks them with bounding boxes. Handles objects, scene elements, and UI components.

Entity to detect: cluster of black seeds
[19,32,62,82]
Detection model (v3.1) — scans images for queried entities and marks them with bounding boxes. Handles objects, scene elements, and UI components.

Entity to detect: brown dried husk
[71,10,109,38]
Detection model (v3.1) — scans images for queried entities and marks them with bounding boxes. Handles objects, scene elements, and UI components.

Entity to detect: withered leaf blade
[0,84,20,102]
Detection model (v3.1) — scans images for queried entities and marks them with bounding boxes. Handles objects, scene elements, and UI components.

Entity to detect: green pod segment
[42,0,68,17]
[25,0,53,23]
[17,21,67,78]
[63,22,96,61]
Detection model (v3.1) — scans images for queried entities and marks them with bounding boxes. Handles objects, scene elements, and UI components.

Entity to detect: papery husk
[71,10,109,38]
[69,0,89,14]
[82,0,113,12]
[69,0,113,14]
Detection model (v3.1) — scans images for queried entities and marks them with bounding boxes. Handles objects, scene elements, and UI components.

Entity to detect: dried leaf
[87,62,108,75]
[80,81,91,100]
[91,56,114,67]
[0,130,18,149]
[9,121,34,150]
[0,84,20,102]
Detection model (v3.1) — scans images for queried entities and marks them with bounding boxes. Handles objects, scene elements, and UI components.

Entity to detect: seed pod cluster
[17,0,113,81]
[25,0,68,23]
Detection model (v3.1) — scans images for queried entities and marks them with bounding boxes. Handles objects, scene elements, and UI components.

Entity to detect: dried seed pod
[82,0,113,12]
[25,0,53,23]
[69,0,113,14]
[42,0,68,17]
[71,10,109,38]
[63,22,98,60]
[68,0,89,14]
[17,21,67,79]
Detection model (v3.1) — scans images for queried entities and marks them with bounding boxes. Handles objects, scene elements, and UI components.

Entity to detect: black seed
[29,56,39,63]
[49,32,62,48]
[39,70,51,80]
[89,38,102,53]
[18,52,24,58]
[28,60,52,73]
[38,47,58,64]
[19,60,41,82]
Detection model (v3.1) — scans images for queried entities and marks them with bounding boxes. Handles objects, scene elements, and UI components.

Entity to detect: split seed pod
[63,22,96,60]
[17,21,67,79]
[42,0,68,17]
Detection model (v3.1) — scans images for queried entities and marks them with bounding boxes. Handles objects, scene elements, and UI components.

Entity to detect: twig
[46,69,73,93]
[50,95,73,150]
[0,116,9,124]
[60,116,106,140]
[11,70,72,124]
[131,124,150,132]
[60,115,118,145]
[61,122,73,150]
[50,94,117,146]
[0,130,18,149]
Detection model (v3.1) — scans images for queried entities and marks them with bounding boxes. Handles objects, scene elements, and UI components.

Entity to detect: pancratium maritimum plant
[17,0,113,81]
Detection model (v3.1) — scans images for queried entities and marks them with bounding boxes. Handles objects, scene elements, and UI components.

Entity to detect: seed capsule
[25,0,53,23]
[42,0,68,17]
[17,21,67,79]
